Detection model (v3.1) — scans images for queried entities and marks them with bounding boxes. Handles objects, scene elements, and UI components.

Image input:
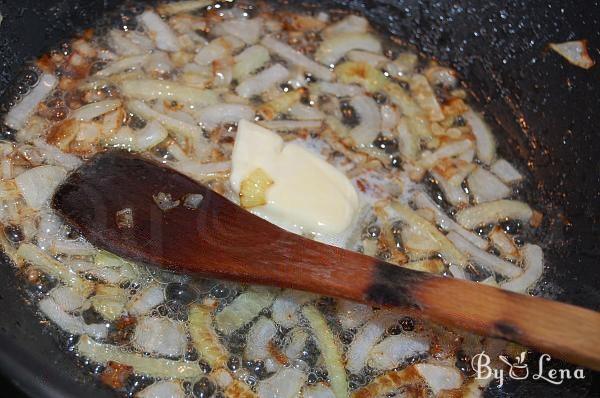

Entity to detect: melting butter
[230,120,359,236]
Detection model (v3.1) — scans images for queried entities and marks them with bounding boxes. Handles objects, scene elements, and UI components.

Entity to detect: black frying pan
[0,0,598,397]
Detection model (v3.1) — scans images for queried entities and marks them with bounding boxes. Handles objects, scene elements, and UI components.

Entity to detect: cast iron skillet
[0,0,598,397]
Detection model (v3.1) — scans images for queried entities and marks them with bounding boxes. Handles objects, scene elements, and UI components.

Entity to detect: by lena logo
[471,351,585,387]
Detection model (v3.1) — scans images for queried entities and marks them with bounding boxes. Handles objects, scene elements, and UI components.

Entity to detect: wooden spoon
[52,151,600,370]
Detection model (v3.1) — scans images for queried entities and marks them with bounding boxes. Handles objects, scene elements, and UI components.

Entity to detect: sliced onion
[108,30,146,56]
[467,166,511,203]
[284,328,309,360]
[289,103,325,120]
[463,110,496,165]
[244,316,277,361]
[71,99,122,121]
[430,169,469,207]
[321,15,369,38]
[458,146,475,163]
[49,285,86,312]
[91,285,128,321]
[95,54,149,77]
[418,139,473,170]
[402,258,445,274]
[346,311,397,374]
[349,95,381,148]
[490,158,523,184]
[455,199,533,230]
[194,36,245,66]
[213,62,234,88]
[236,63,290,98]
[32,138,82,170]
[195,103,254,130]
[215,288,275,334]
[401,223,440,253]
[189,304,229,369]
[368,334,429,370]
[385,52,418,79]
[135,120,169,150]
[302,306,347,398]
[391,202,467,266]
[501,244,543,293]
[414,363,463,394]
[412,191,488,249]
[346,50,389,67]
[39,297,108,340]
[157,0,213,15]
[233,45,270,80]
[489,226,519,260]
[549,40,595,69]
[336,61,387,93]
[257,366,307,398]
[144,51,173,76]
[139,11,181,52]
[258,119,322,131]
[5,73,57,130]
[380,104,399,132]
[449,263,467,280]
[212,368,234,389]
[409,74,444,122]
[446,231,522,278]
[76,335,202,379]
[15,165,66,209]
[51,236,96,256]
[127,100,205,141]
[127,284,165,316]
[312,82,363,97]
[337,299,373,330]
[171,160,231,182]
[351,365,424,397]
[396,118,419,160]
[134,316,187,357]
[71,259,138,285]
[121,79,217,108]
[261,36,333,81]
[424,65,458,87]
[213,18,262,44]
[316,33,382,66]
[272,290,315,329]
[137,381,185,398]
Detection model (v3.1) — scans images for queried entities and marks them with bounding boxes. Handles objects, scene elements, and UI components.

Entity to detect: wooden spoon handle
[52,151,600,370]
[259,239,600,370]
[361,261,600,370]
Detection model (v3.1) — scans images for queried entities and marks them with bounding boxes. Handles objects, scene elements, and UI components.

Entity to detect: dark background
[1,374,26,397]
[0,0,599,397]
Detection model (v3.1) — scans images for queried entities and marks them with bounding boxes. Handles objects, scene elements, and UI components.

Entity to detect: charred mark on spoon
[493,320,523,340]
[365,260,431,309]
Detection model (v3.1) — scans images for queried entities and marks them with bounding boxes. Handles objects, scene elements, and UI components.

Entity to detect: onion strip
[17,243,93,295]
[77,335,203,379]
[446,231,522,278]
[157,0,213,15]
[127,100,204,140]
[121,79,218,107]
[500,244,543,293]
[391,202,467,266]
[455,200,533,230]
[189,304,229,369]
[302,306,347,398]
[5,73,57,130]
[262,36,334,81]
[316,33,382,66]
